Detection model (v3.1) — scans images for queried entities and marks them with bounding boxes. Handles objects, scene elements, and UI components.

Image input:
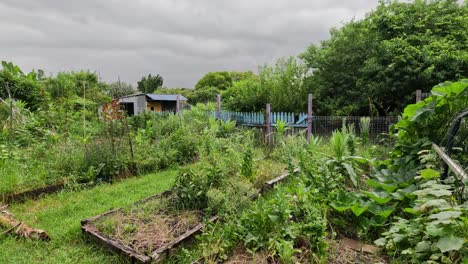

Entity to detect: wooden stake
[266,103,271,147]
[83,81,86,140]
[307,94,313,144]
[217,94,221,120]
[416,89,422,102]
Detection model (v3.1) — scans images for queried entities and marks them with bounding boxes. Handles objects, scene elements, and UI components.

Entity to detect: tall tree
[137,74,163,93]
[194,71,232,91]
[301,0,468,116]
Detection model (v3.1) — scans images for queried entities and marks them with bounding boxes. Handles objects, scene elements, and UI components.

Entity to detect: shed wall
[119,95,147,115]
[147,101,162,112]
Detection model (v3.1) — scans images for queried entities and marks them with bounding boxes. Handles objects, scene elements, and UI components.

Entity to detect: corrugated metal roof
[146,94,188,101]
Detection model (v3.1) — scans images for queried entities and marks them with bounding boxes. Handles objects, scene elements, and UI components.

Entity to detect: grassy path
[0,168,179,264]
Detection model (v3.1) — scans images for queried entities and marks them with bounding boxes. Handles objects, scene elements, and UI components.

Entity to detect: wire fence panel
[209,111,399,139]
[309,116,399,138]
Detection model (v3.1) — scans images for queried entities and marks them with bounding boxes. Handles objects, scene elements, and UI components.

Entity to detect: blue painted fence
[210,111,308,127]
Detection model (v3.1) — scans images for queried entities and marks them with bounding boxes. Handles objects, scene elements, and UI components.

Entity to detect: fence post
[416,89,422,102]
[307,94,313,144]
[266,103,271,147]
[217,94,221,120]
[176,95,180,114]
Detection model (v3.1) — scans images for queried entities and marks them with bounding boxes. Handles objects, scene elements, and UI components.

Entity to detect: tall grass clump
[329,130,349,161]
[359,117,370,144]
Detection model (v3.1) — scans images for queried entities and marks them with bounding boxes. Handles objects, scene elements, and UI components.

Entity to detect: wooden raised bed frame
[81,168,299,263]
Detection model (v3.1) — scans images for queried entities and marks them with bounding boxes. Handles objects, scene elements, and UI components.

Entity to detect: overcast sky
[0,0,379,88]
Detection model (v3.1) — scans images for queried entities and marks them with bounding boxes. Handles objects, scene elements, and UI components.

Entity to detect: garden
[64,80,465,264]
[1,75,467,263]
[1,1,467,263]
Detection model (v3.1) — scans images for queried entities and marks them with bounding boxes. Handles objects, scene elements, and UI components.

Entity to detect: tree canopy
[300,0,468,116]
[0,61,44,110]
[137,74,163,93]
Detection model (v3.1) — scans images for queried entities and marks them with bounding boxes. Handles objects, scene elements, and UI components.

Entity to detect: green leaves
[435,236,464,253]
[428,211,462,221]
[363,191,392,205]
[420,168,440,180]
[342,162,358,188]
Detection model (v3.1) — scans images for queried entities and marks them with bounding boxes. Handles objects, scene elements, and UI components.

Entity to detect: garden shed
[117,94,188,116]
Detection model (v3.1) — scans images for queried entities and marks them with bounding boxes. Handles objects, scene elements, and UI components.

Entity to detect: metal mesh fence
[309,116,399,138]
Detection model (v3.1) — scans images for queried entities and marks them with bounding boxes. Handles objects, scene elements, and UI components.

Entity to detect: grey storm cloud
[0,0,379,88]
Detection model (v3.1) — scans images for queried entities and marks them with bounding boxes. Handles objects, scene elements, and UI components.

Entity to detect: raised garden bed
[3,164,138,204]
[81,168,299,263]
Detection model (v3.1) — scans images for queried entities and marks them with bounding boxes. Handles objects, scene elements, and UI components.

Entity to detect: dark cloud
[0,0,378,87]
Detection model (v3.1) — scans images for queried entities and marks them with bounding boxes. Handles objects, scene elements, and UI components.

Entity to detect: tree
[107,81,136,98]
[137,74,163,93]
[259,57,309,112]
[195,71,232,91]
[223,77,265,112]
[189,86,220,104]
[301,0,468,116]
[222,57,309,113]
[230,71,256,82]
[0,61,44,110]
[154,87,193,99]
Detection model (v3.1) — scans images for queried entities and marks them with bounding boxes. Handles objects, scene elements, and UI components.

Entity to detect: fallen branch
[1,222,21,238]
[0,210,50,241]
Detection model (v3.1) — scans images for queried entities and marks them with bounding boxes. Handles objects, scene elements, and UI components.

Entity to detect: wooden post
[6,82,13,145]
[217,94,221,120]
[176,95,180,114]
[416,89,422,102]
[83,81,86,140]
[307,94,312,144]
[266,103,271,147]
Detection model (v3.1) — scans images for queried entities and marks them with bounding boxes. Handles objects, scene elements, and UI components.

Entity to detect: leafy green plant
[275,118,290,144]
[375,168,467,263]
[327,130,368,188]
[240,148,254,179]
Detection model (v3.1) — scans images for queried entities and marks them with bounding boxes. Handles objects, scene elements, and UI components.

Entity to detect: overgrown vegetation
[1,1,467,263]
[166,80,467,263]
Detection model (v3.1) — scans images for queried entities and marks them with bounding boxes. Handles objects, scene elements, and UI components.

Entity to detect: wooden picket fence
[209,111,306,126]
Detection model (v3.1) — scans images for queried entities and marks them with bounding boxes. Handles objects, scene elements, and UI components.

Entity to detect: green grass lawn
[0,168,179,264]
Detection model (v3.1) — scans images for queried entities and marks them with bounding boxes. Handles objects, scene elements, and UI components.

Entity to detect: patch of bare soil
[327,238,388,264]
[94,196,202,255]
[223,247,275,264]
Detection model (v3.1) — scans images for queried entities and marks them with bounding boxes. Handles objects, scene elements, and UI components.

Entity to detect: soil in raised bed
[205,238,387,264]
[94,195,203,255]
[223,247,274,264]
[327,238,388,264]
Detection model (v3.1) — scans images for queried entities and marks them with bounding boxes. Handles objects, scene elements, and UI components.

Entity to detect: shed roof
[146,94,188,101]
[118,93,188,101]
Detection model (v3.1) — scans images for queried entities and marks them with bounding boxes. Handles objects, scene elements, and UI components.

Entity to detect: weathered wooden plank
[432,143,467,181]
[151,216,219,262]
[82,224,150,263]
